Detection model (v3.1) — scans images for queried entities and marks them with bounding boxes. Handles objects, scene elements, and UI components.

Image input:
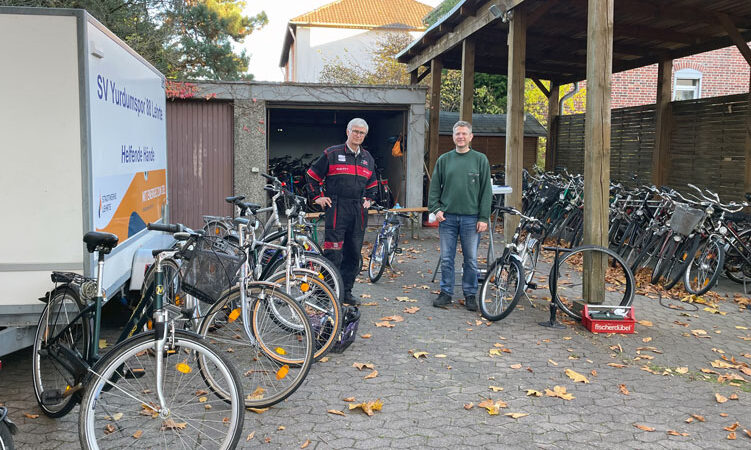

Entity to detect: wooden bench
[306,207,429,239]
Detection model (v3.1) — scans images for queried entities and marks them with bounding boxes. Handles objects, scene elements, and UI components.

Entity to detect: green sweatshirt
[428,149,493,223]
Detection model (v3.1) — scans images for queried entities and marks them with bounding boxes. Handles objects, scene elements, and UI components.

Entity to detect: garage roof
[397,0,751,84]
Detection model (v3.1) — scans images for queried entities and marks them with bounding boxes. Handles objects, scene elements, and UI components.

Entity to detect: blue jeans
[439,213,480,297]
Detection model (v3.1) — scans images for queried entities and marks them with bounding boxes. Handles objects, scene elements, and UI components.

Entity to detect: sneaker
[342,292,360,306]
[433,292,452,308]
[465,295,477,312]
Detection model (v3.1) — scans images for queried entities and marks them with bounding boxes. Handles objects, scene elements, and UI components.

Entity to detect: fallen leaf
[548,359,559,366]
[565,369,590,383]
[724,422,740,432]
[364,370,378,380]
[342,397,355,402]
[489,386,504,392]
[412,351,428,359]
[23,413,39,419]
[379,315,404,322]
[477,398,507,415]
[642,337,652,343]
[510,364,522,369]
[463,402,474,410]
[505,412,529,419]
[716,393,728,403]
[133,430,143,439]
[301,439,311,448]
[526,389,542,397]
[360,334,372,339]
[637,320,653,327]
[360,294,371,298]
[104,424,116,434]
[327,409,346,416]
[278,426,285,431]
[634,424,655,432]
[199,396,208,403]
[729,393,739,400]
[675,367,689,374]
[375,321,395,328]
[248,407,269,414]
[608,363,626,368]
[348,399,383,416]
[545,385,574,400]
[161,419,187,430]
[728,432,737,440]
[404,306,420,314]
[691,414,705,422]
[353,362,375,371]
[666,430,688,436]
[619,384,630,395]
[435,354,447,358]
[361,302,379,306]
[590,370,598,377]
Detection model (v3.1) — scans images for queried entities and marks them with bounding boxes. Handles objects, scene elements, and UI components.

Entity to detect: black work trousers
[323,197,367,295]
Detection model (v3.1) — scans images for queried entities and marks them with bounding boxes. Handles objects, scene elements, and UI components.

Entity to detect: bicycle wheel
[387,231,399,266]
[662,234,701,290]
[203,220,231,238]
[368,235,387,283]
[32,286,90,418]
[725,229,751,284]
[264,271,341,360]
[140,258,204,331]
[479,256,524,322]
[650,237,681,284]
[552,245,635,321]
[520,236,541,286]
[78,330,244,450]
[266,252,343,301]
[0,417,13,450]
[684,237,725,295]
[199,285,313,408]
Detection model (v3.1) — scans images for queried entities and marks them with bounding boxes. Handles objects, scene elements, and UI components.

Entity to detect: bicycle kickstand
[539,247,566,329]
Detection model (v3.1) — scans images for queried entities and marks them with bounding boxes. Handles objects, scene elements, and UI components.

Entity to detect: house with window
[610,43,751,108]
[279,0,433,82]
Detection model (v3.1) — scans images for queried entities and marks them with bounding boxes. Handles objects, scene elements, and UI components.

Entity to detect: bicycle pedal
[41,389,63,404]
[61,383,83,398]
[393,248,403,254]
[526,282,538,289]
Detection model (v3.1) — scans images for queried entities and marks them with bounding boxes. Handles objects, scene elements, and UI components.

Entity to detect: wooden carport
[397,0,751,303]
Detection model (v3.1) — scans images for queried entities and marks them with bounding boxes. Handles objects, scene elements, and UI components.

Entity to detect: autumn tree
[2,0,268,80]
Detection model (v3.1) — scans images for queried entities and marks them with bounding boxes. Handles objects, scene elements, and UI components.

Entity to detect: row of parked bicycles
[31,173,361,449]
[476,168,751,324]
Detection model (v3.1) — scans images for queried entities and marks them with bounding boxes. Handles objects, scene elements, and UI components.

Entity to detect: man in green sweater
[428,121,492,311]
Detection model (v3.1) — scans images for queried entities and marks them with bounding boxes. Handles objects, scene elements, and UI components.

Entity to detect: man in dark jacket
[306,118,379,306]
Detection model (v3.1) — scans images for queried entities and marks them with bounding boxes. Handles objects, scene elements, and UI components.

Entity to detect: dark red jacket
[306,143,379,201]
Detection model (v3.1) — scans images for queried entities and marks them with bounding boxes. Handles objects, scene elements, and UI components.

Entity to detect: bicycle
[368,205,410,283]
[0,362,17,450]
[32,229,245,448]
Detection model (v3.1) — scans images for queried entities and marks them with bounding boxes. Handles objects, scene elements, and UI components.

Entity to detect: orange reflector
[228,308,241,323]
[176,362,192,374]
[300,283,310,292]
[276,365,290,380]
[275,347,286,355]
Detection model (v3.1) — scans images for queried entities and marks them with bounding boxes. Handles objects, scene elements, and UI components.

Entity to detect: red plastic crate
[581,305,635,334]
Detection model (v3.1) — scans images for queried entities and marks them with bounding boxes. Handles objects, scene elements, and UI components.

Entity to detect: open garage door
[267,106,407,208]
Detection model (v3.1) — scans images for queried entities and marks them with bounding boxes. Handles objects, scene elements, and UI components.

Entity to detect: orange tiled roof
[290,0,433,30]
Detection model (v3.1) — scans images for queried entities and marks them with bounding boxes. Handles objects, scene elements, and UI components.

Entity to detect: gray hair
[453,120,472,133]
[347,118,369,134]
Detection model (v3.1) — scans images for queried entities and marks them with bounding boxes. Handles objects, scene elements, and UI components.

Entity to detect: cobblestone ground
[2,228,751,449]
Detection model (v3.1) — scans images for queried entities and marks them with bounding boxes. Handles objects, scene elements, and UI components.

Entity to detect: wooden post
[410,69,418,85]
[460,38,475,123]
[504,7,526,242]
[582,0,613,305]
[428,58,443,173]
[746,74,751,195]
[545,82,560,171]
[652,60,673,186]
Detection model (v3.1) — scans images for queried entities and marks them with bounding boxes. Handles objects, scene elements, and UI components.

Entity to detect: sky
[241,0,444,82]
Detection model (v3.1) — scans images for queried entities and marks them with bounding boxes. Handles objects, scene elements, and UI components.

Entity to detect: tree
[1,0,268,80]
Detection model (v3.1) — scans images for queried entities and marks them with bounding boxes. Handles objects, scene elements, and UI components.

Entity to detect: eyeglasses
[350,130,367,136]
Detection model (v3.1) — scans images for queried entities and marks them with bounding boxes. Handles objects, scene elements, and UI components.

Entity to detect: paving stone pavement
[2,228,751,449]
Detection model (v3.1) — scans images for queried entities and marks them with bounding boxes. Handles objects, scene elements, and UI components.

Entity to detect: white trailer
[0,7,171,356]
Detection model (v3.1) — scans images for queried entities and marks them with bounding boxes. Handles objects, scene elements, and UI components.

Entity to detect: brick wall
[610,44,751,108]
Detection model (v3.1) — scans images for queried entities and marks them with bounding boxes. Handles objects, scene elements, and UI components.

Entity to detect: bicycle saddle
[83,231,119,254]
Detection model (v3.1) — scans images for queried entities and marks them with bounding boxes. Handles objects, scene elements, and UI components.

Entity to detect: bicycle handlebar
[147,222,183,233]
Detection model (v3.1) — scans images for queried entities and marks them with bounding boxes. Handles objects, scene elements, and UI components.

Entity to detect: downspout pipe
[559,82,579,114]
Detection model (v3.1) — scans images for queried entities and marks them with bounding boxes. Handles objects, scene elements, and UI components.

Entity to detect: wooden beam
[403,0,526,73]
[614,24,712,45]
[582,0,613,305]
[716,13,751,67]
[410,69,418,85]
[460,38,476,122]
[527,0,559,26]
[615,0,747,29]
[415,66,431,83]
[531,77,550,97]
[652,60,672,186]
[428,58,443,174]
[545,83,560,171]
[503,6,526,242]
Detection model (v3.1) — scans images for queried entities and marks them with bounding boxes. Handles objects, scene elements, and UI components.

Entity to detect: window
[673,68,702,101]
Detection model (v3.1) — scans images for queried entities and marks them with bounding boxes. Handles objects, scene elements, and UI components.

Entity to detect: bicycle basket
[180,236,245,304]
[668,203,704,236]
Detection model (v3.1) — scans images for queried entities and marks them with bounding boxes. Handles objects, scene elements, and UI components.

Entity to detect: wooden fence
[554,93,749,201]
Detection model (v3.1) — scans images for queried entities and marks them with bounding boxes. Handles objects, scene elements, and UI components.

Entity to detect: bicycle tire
[630,232,663,273]
[479,256,524,322]
[203,219,231,239]
[551,245,635,321]
[78,330,244,450]
[684,237,725,295]
[725,228,751,284]
[368,235,388,283]
[265,252,343,302]
[662,234,701,290]
[264,271,341,360]
[199,285,313,408]
[387,231,399,266]
[32,286,89,418]
[650,237,680,284]
[520,236,541,286]
[0,418,13,450]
